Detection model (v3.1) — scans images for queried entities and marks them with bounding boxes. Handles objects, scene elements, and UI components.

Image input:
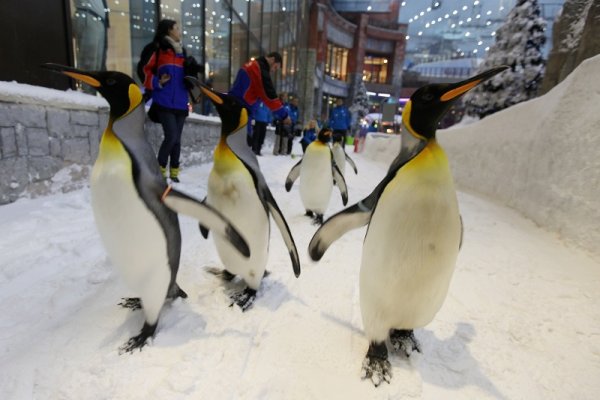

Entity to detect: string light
[401,0,519,58]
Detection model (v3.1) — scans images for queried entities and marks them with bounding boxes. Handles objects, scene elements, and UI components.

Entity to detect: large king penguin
[309,66,508,386]
[285,128,349,225]
[186,78,301,311]
[331,135,358,178]
[42,64,250,353]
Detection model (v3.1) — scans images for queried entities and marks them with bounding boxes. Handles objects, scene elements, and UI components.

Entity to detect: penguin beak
[184,76,224,105]
[41,63,102,88]
[440,66,509,102]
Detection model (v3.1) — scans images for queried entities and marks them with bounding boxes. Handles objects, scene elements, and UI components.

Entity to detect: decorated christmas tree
[463,0,547,118]
[350,78,370,128]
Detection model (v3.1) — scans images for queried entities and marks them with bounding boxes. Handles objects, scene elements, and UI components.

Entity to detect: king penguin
[42,64,250,353]
[186,78,301,311]
[285,128,348,225]
[331,135,358,178]
[308,66,508,386]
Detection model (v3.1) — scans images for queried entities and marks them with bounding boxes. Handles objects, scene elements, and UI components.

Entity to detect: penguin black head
[189,78,248,137]
[404,66,508,140]
[42,63,142,119]
[317,127,332,143]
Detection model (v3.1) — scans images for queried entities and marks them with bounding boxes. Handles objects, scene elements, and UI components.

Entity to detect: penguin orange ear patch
[201,87,223,105]
[63,71,101,88]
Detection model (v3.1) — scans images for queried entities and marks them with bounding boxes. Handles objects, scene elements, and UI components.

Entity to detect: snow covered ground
[1,138,599,399]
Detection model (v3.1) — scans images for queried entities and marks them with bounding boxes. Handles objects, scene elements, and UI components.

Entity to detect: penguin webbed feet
[118,322,157,354]
[390,329,421,357]
[361,341,392,387]
[304,210,314,218]
[229,287,257,312]
[312,214,324,226]
[167,284,188,301]
[118,297,142,311]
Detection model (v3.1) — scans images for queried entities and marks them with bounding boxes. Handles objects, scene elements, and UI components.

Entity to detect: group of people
[140,18,353,181]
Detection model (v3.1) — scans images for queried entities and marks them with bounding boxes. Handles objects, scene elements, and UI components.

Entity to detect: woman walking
[143,19,189,182]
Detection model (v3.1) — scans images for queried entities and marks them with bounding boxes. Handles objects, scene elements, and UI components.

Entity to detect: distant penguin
[42,64,250,353]
[285,128,348,225]
[186,77,301,311]
[309,66,508,386]
[331,137,358,177]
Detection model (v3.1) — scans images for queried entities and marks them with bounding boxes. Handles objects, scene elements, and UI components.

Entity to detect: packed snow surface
[1,142,599,399]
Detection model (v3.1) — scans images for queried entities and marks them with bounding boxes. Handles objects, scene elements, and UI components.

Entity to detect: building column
[348,13,368,106]
[391,39,406,98]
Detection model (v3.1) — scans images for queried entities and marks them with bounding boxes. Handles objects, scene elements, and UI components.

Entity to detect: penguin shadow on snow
[100,298,207,351]
[203,266,305,312]
[414,323,506,399]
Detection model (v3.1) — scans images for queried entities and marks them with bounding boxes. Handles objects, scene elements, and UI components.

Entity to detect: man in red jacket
[229,52,291,140]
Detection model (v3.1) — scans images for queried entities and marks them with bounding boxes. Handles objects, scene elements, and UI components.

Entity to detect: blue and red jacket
[143,41,189,111]
[228,56,288,120]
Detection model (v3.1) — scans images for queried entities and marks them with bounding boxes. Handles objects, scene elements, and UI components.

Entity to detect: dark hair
[267,51,283,64]
[154,19,177,42]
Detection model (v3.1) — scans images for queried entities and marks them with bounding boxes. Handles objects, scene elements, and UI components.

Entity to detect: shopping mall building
[1,0,407,123]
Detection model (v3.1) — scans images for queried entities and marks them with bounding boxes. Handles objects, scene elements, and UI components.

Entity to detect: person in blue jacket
[300,119,318,153]
[143,19,189,182]
[251,100,272,156]
[328,98,352,148]
[286,97,300,155]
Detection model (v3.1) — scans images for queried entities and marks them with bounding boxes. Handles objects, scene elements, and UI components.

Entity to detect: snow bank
[362,55,600,257]
[0,80,108,109]
[439,54,600,257]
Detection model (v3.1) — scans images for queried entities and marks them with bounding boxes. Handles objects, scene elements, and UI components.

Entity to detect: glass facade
[363,55,389,84]
[70,0,302,104]
[325,43,349,82]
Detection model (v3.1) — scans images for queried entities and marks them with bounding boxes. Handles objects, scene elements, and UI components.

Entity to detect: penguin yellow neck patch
[235,108,249,133]
[401,101,426,141]
[126,84,143,115]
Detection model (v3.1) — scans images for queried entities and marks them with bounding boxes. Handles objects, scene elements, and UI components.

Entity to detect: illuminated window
[325,43,348,81]
[363,55,389,84]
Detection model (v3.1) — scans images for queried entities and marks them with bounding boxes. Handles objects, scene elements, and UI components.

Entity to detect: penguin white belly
[91,140,170,325]
[207,163,269,290]
[299,144,333,214]
[360,144,461,341]
[332,144,346,176]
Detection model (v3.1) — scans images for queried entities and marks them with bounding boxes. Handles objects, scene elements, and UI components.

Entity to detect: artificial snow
[1,56,600,399]
[0,140,599,399]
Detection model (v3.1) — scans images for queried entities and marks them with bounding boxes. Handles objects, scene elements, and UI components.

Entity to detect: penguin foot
[205,267,236,282]
[167,284,188,301]
[229,287,257,312]
[305,210,314,218]
[118,322,157,354]
[390,329,421,357]
[221,270,236,282]
[312,214,324,225]
[361,342,392,387]
[118,297,142,311]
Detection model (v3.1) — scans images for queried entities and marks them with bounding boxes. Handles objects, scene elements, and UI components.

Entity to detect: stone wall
[0,98,220,204]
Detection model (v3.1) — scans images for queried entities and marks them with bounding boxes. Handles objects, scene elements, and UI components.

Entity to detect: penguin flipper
[198,196,210,238]
[345,152,358,174]
[262,188,301,277]
[285,159,302,191]
[332,164,348,205]
[161,187,250,258]
[308,201,372,261]
[199,223,210,239]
